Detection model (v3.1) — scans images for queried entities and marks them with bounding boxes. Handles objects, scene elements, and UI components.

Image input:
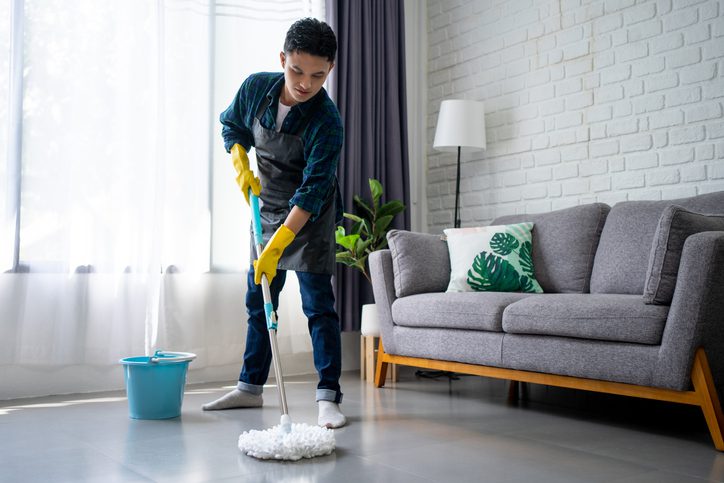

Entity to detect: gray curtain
[327,0,410,332]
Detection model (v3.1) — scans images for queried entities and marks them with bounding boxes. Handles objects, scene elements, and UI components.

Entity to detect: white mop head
[238,420,335,461]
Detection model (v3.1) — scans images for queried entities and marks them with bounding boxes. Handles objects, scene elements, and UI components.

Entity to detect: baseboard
[0,331,363,400]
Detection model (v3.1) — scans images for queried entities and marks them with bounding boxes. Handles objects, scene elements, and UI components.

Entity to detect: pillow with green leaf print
[444,223,543,293]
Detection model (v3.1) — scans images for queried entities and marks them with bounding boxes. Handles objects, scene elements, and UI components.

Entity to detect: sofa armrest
[369,249,398,354]
[654,231,724,392]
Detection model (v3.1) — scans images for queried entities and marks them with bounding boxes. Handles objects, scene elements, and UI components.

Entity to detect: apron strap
[255,96,271,120]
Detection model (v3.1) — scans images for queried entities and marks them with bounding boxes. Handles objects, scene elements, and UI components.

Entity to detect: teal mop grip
[264,302,277,330]
[249,191,264,247]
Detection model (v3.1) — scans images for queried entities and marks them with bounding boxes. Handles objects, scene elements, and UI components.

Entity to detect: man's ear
[328,62,335,73]
[279,51,286,68]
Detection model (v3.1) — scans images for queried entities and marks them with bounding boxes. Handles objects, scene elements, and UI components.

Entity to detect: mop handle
[249,190,289,417]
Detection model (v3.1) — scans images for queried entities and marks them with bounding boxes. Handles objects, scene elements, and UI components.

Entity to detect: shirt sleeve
[289,118,344,221]
[219,77,255,153]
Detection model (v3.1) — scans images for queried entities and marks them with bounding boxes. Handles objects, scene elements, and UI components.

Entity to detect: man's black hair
[284,18,337,63]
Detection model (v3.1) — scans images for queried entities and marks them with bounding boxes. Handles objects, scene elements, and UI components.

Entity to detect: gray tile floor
[2,369,724,483]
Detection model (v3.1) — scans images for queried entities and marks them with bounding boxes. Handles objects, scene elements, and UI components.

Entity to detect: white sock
[318,400,346,428]
[202,389,262,411]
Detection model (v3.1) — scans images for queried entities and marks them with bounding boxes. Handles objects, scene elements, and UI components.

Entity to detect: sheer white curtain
[1,0,14,272]
[1,0,215,398]
[19,0,210,274]
[1,0,325,399]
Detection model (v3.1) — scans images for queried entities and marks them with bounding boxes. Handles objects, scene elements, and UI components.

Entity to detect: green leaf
[466,251,522,292]
[373,215,394,238]
[350,220,362,235]
[369,178,383,209]
[354,238,373,259]
[360,219,372,237]
[378,200,406,219]
[490,232,520,256]
[343,213,365,224]
[347,220,368,238]
[335,252,358,267]
[519,241,535,277]
[519,275,535,293]
[335,226,360,250]
[335,225,345,240]
[336,235,360,250]
[353,195,374,217]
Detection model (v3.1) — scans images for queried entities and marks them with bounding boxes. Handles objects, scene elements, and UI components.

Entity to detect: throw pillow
[387,230,451,298]
[444,222,543,293]
[643,205,724,305]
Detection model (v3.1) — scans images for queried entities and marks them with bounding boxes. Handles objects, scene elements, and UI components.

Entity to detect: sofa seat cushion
[502,294,670,344]
[392,292,534,332]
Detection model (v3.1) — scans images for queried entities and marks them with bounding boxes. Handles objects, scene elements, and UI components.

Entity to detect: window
[3,0,324,273]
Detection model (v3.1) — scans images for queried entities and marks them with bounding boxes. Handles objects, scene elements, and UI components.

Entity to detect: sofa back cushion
[387,230,450,297]
[643,205,724,305]
[492,203,610,293]
[590,191,724,295]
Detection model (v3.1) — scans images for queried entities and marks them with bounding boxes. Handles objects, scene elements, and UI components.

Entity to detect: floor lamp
[432,100,486,228]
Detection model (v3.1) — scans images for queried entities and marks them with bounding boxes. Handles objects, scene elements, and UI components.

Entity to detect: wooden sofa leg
[507,380,519,402]
[692,348,724,451]
[375,340,389,388]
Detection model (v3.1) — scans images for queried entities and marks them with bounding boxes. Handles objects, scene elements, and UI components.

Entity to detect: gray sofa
[369,191,724,450]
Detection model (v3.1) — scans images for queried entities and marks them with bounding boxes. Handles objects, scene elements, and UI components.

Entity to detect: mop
[237,191,335,461]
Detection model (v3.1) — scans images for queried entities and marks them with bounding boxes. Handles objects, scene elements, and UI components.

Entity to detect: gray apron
[250,96,337,274]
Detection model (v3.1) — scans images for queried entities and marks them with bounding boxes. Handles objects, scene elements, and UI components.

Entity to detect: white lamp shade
[433,99,486,152]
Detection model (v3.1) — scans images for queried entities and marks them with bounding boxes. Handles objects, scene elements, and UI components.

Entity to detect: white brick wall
[425,0,724,232]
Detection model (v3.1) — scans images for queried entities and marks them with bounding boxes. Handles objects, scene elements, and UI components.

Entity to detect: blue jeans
[238,266,343,403]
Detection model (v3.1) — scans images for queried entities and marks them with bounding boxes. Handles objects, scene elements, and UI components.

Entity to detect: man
[202,18,346,429]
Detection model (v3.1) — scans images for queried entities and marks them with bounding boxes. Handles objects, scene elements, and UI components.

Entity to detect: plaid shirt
[220,72,344,221]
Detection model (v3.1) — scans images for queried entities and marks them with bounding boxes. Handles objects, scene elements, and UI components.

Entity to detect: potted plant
[335,178,405,382]
[335,178,405,283]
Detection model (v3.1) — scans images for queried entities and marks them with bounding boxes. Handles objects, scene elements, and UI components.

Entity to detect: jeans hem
[237,381,263,395]
[316,388,343,403]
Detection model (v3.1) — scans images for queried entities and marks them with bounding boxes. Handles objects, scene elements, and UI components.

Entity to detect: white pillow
[444,222,543,293]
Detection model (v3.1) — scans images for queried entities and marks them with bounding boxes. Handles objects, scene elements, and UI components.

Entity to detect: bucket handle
[149,350,196,364]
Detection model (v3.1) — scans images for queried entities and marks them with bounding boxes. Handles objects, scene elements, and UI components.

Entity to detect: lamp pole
[454,145,461,228]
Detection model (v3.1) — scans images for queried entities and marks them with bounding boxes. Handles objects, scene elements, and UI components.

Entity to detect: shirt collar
[265,73,324,117]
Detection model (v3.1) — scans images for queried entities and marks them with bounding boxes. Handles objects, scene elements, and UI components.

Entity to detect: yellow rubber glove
[253,225,296,285]
[231,143,261,204]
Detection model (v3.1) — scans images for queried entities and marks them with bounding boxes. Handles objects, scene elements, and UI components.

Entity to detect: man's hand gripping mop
[234,146,335,461]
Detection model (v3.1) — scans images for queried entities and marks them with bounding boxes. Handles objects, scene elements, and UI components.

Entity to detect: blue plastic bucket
[120,350,196,419]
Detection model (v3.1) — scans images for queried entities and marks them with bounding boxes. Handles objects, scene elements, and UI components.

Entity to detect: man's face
[279,50,334,105]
